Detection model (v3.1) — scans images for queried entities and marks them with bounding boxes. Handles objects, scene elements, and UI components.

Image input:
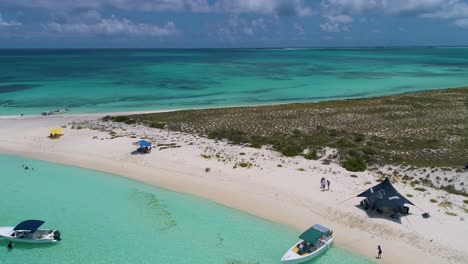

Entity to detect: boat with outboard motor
[281,224,334,264]
[0,220,61,243]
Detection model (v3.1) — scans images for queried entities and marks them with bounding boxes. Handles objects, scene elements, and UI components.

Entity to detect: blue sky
[1,0,468,48]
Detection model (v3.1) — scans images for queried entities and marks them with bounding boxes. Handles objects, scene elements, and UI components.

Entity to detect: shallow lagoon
[0,155,375,263]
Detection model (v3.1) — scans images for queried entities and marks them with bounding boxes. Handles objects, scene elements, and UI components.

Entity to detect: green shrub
[304,150,318,160]
[149,122,166,129]
[342,157,367,172]
[278,144,303,157]
[430,199,437,203]
[414,187,426,192]
[111,116,131,123]
[239,162,251,168]
[439,185,468,197]
[362,146,377,156]
[407,194,413,197]
[354,133,365,142]
[347,149,360,157]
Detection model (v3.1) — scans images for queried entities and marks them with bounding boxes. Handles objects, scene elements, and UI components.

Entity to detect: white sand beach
[0,113,467,264]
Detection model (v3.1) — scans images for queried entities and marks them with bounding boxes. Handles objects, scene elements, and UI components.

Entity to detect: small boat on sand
[0,220,61,243]
[42,109,70,116]
[281,224,334,264]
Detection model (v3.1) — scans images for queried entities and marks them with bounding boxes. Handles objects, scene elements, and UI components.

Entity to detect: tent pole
[404,216,419,235]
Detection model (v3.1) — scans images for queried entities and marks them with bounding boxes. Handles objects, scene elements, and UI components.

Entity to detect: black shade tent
[357,178,414,214]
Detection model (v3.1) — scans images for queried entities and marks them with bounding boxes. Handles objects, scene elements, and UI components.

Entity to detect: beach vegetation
[297,168,305,171]
[239,162,252,168]
[350,174,358,178]
[439,200,453,208]
[354,133,365,142]
[406,194,413,197]
[201,154,211,159]
[445,211,457,216]
[439,185,468,197]
[414,187,426,192]
[149,122,166,129]
[430,199,437,203]
[304,149,318,160]
[342,157,367,172]
[108,88,468,187]
[463,200,468,204]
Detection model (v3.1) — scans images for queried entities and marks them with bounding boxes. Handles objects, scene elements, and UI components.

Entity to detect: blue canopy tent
[136,140,152,153]
[138,140,152,147]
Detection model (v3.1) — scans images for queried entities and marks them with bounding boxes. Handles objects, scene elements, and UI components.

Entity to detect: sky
[1,0,468,48]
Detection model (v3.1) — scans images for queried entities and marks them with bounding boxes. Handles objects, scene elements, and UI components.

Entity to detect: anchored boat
[0,220,61,243]
[281,224,334,264]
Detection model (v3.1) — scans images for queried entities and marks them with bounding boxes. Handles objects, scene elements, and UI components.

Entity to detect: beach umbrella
[50,128,64,136]
[137,140,152,147]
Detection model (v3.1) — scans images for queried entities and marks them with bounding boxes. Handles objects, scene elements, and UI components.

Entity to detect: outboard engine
[53,230,62,241]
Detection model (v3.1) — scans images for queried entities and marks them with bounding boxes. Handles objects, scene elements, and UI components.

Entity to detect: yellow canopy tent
[49,128,64,137]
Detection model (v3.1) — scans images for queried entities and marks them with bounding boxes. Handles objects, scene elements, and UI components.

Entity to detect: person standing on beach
[327,179,331,191]
[320,177,326,190]
[377,245,382,259]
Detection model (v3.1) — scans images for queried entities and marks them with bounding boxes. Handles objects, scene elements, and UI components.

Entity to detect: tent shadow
[354,205,403,224]
[131,150,151,155]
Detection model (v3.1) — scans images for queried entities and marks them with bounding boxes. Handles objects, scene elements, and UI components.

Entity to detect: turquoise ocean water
[0,154,375,264]
[1,48,468,115]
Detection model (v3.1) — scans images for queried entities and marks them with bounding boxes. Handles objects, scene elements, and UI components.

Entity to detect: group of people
[297,241,315,255]
[320,177,331,191]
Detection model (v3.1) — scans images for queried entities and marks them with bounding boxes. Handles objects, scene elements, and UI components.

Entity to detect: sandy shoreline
[0,113,467,264]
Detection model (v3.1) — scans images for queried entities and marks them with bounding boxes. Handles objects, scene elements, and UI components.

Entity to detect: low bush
[342,157,367,172]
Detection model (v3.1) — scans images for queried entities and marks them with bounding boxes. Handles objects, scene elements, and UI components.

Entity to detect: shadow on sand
[354,205,408,224]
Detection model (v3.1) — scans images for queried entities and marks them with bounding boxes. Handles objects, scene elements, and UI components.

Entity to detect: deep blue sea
[1,48,468,115]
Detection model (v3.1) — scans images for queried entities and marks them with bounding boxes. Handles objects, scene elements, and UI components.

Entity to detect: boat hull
[0,227,59,243]
[281,237,334,264]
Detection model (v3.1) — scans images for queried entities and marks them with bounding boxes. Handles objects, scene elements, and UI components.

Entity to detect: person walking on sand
[377,245,382,259]
[327,179,331,191]
[320,177,326,191]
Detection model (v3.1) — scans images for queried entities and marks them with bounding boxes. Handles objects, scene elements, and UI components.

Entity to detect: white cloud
[293,22,305,35]
[217,15,267,39]
[3,0,313,16]
[317,0,468,32]
[0,13,22,26]
[320,0,468,29]
[218,0,312,17]
[46,15,177,37]
[454,18,468,28]
[320,14,353,32]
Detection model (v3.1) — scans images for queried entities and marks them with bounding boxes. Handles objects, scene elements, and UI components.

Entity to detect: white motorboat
[0,220,61,243]
[281,224,334,264]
